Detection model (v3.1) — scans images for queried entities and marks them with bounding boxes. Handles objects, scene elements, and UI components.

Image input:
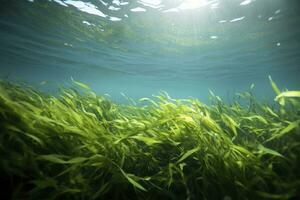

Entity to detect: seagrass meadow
[0,77,299,200]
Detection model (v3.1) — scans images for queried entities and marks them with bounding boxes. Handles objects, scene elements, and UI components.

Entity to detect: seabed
[0,77,299,199]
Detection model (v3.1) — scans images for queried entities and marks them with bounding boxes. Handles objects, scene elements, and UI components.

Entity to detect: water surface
[1,0,300,102]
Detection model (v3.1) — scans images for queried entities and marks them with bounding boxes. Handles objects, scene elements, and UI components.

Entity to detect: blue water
[0,0,300,102]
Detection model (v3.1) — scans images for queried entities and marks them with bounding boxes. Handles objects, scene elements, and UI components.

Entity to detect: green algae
[0,79,299,200]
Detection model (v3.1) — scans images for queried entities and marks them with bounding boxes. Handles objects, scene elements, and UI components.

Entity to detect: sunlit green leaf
[257,144,284,157]
[177,147,200,164]
[120,169,147,191]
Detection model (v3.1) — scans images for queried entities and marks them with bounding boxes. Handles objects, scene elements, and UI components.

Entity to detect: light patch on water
[267,10,281,22]
[210,36,218,39]
[163,8,179,13]
[219,20,227,23]
[109,16,122,21]
[64,43,73,47]
[52,0,68,7]
[82,20,95,26]
[178,0,208,10]
[99,0,108,6]
[108,6,121,11]
[112,0,121,6]
[240,0,252,6]
[124,14,129,17]
[120,2,129,5]
[28,0,34,2]
[164,0,218,12]
[211,3,219,9]
[130,7,146,12]
[275,9,281,14]
[64,0,107,18]
[230,16,245,22]
[277,42,281,46]
[138,0,163,9]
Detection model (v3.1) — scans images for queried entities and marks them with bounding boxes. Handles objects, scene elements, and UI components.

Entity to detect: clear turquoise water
[0,0,300,102]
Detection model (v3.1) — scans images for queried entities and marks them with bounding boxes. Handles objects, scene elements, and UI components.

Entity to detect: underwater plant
[0,77,299,200]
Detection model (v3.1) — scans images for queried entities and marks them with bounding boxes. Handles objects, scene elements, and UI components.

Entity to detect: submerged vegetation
[0,77,300,200]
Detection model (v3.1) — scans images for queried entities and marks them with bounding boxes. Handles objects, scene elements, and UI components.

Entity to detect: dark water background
[0,0,300,102]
